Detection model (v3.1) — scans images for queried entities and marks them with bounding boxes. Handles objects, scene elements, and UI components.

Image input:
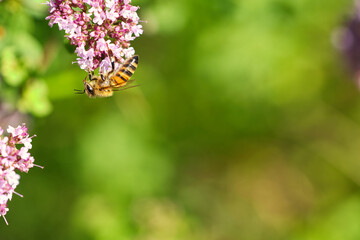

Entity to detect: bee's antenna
[74,89,85,94]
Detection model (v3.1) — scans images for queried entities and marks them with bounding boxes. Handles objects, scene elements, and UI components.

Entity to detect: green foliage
[293,196,360,240]
[0,0,51,117]
[1,47,28,86]
[18,79,52,117]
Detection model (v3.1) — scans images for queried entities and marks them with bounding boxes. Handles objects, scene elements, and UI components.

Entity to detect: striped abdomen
[111,55,139,87]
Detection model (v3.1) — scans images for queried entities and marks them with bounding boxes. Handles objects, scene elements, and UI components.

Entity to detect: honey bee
[75,55,139,98]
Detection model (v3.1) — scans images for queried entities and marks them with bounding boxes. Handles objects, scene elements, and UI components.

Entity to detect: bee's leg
[106,56,115,76]
[111,61,115,73]
[106,59,116,76]
[89,72,95,81]
[106,42,116,75]
[105,60,115,76]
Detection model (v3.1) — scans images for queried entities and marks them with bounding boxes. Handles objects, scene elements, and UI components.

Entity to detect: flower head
[0,124,39,225]
[45,0,143,73]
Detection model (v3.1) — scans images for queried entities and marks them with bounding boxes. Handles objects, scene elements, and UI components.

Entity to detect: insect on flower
[74,54,140,98]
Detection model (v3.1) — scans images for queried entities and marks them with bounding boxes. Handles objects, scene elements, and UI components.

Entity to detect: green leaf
[13,32,43,71]
[0,47,27,86]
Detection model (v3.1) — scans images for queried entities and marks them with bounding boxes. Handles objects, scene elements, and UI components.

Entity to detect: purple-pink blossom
[0,124,40,225]
[45,0,143,73]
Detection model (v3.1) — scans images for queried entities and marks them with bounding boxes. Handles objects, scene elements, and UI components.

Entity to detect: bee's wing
[112,84,141,92]
[111,79,136,88]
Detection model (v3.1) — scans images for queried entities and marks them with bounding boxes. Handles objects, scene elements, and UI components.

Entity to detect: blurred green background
[1,0,360,239]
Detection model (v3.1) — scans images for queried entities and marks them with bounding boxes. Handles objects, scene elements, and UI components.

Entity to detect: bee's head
[83,79,96,98]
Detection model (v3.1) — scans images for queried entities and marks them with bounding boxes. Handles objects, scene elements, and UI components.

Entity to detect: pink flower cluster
[0,124,39,225]
[45,0,143,73]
